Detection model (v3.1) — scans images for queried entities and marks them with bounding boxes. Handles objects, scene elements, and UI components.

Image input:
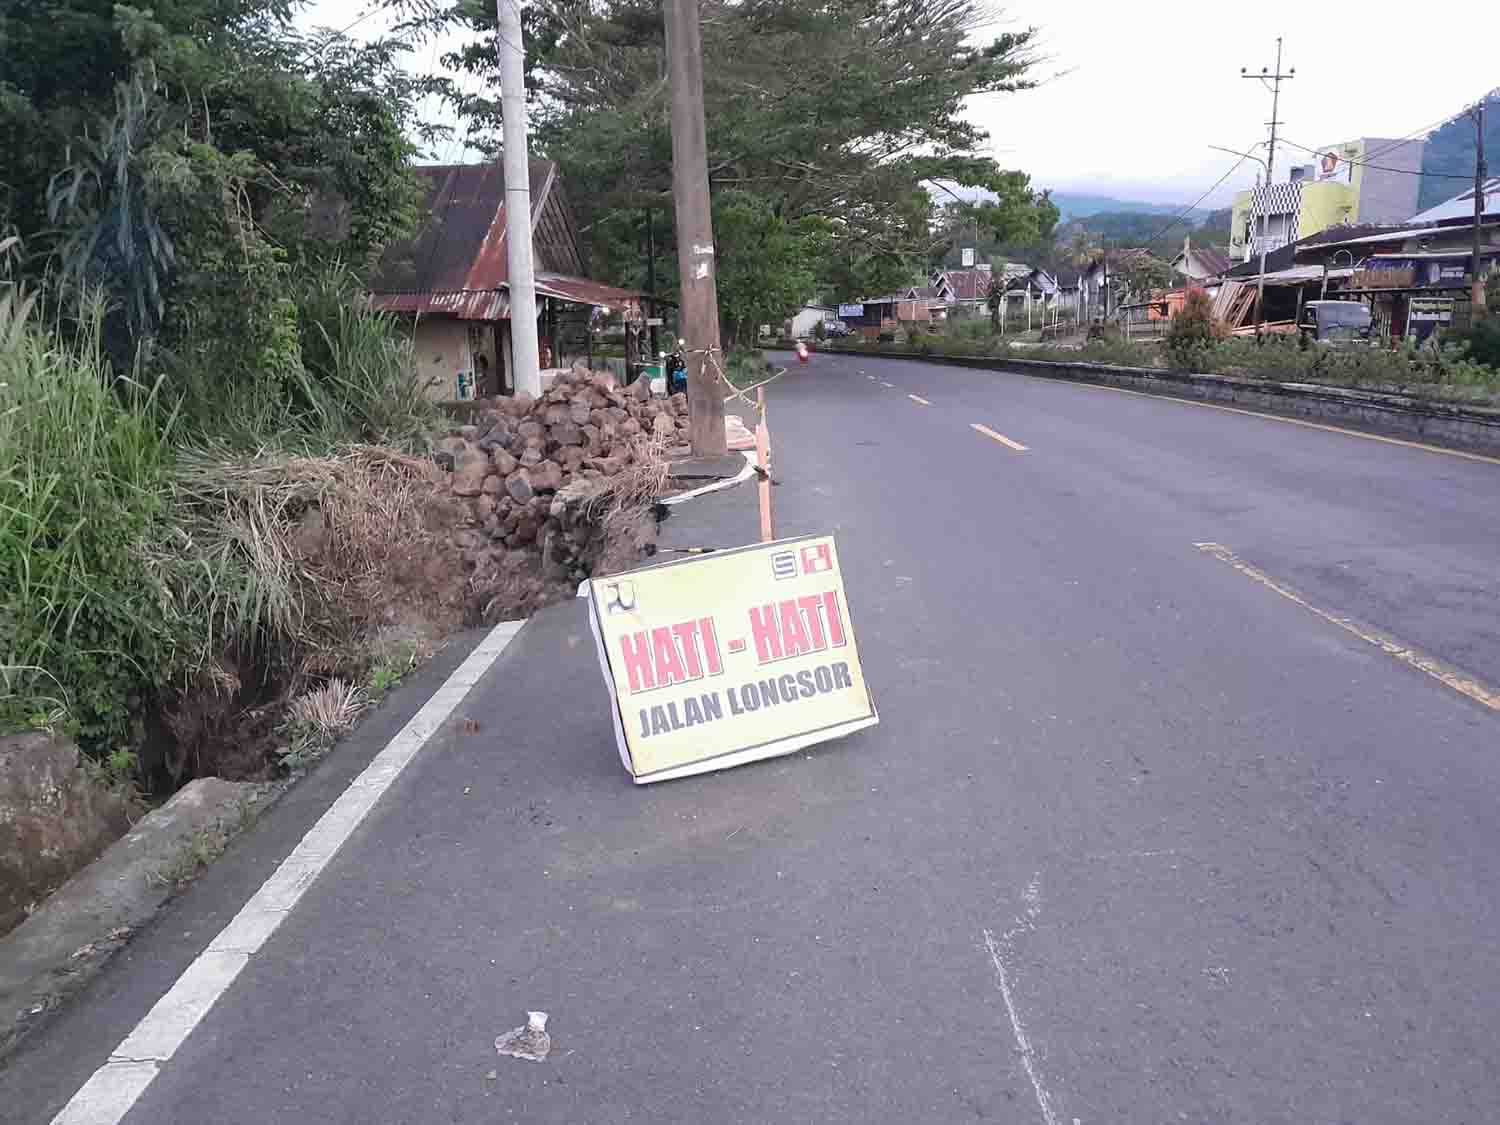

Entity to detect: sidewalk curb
[0,780,272,1059]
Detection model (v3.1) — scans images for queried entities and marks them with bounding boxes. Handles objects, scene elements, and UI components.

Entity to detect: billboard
[1315,140,1361,184]
[837,303,865,318]
[588,535,878,783]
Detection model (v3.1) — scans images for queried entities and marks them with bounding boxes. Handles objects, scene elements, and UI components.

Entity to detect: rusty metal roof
[368,160,556,316]
[534,273,644,311]
[368,161,650,320]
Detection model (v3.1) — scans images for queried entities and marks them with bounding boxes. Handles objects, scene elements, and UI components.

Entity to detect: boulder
[477,420,513,452]
[652,412,676,438]
[505,469,535,505]
[491,448,518,476]
[559,445,588,471]
[517,420,545,443]
[670,392,688,415]
[588,455,626,477]
[452,528,486,552]
[431,449,455,472]
[480,474,504,497]
[450,451,490,497]
[437,435,469,455]
[0,732,131,937]
[519,447,543,468]
[512,516,540,545]
[476,493,497,519]
[549,421,583,447]
[620,417,642,436]
[530,460,565,493]
[455,424,481,440]
[570,401,592,425]
[544,404,571,426]
[630,375,652,401]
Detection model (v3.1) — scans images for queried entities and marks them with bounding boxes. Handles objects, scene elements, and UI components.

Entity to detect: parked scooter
[665,342,688,396]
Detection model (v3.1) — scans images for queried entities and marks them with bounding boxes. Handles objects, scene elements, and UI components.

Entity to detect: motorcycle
[665,344,688,396]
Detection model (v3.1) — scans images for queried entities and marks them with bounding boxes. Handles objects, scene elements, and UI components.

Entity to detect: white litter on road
[494,1011,552,1062]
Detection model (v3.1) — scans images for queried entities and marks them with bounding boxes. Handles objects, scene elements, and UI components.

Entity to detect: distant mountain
[1417,91,1500,211]
[1049,192,1202,222]
[931,182,1204,222]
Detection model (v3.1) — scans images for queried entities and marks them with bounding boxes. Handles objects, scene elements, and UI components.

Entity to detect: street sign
[1407,297,1454,324]
[587,535,878,783]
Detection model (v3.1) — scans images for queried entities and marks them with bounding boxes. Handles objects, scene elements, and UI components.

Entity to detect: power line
[1278,137,1472,179]
[1362,91,1500,161]
[1143,151,1256,249]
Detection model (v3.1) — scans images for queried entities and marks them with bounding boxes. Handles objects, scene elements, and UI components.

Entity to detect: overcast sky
[303,1,1500,208]
[979,0,1500,206]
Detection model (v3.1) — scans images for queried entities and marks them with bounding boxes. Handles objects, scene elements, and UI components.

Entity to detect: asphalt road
[7,354,1500,1124]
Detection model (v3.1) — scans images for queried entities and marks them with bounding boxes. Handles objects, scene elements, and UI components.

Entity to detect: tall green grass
[3,265,445,766]
[0,289,184,746]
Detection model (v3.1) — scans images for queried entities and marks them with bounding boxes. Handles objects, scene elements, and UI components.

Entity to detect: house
[929,265,993,315]
[1288,180,1500,340]
[1228,137,1428,263]
[369,159,645,401]
[1172,240,1232,283]
[788,303,834,337]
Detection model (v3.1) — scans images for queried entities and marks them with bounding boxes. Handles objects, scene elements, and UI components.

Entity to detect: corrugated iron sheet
[534,273,644,312]
[370,290,509,320]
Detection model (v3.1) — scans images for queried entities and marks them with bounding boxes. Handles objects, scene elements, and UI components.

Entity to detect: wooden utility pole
[1241,38,1294,335]
[1473,99,1488,317]
[664,0,727,456]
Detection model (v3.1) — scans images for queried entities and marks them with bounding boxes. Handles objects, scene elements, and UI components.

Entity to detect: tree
[3,1,436,363]
[712,192,829,349]
[1111,252,1174,306]
[432,0,1055,323]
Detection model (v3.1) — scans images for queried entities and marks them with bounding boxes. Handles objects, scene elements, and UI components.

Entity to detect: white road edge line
[907,394,930,406]
[880,381,895,388]
[50,619,527,1125]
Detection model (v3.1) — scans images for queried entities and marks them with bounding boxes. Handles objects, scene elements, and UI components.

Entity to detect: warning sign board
[588,534,878,783]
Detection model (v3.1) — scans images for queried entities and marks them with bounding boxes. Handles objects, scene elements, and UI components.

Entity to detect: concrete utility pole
[1241,38,1294,335]
[497,0,541,398]
[1473,99,1489,317]
[664,0,727,456]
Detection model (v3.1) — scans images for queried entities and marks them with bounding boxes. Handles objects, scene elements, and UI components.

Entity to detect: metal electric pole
[664,0,727,457]
[1241,38,1294,335]
[1473,99,1489,318]
[496,0,541,397]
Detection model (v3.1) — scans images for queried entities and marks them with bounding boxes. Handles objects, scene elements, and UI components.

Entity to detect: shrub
[1165,288,1225,370]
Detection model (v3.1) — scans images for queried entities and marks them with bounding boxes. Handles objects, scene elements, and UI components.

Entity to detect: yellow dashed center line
[1196,543,1500,713]
[908,394,930,406]
[971,423,1029,452]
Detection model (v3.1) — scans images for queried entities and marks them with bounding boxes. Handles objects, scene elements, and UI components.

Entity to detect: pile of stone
[434,367,686,581]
